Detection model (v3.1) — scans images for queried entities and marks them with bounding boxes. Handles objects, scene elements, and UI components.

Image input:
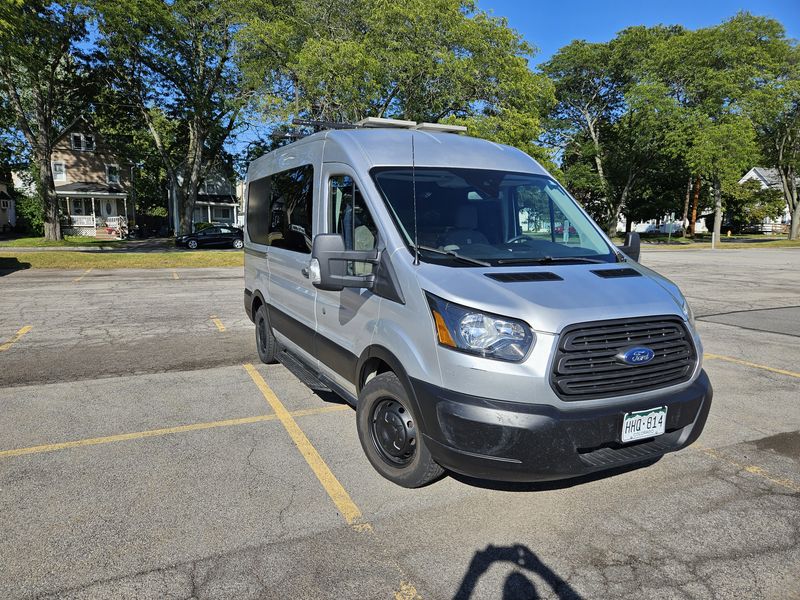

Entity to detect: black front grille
[551,316,696,400]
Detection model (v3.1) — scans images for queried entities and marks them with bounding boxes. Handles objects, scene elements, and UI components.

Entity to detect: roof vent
[356,117,417,129]
[354,117,466,134]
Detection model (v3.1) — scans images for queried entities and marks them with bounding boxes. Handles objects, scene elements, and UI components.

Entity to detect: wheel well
[359,357,393,391]
[251,294,264,317]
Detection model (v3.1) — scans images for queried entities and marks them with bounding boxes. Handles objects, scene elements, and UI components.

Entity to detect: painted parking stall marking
[704,353,800,379]
[73,268,93,282]
[244,363,370,531]
[0,326,32,352]
[210,315,226,332]
[0,405,349,459]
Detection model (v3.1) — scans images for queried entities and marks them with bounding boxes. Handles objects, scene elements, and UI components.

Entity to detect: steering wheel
[506,235,529,244]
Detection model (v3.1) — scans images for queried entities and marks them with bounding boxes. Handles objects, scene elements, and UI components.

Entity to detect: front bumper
[411,370,712,482]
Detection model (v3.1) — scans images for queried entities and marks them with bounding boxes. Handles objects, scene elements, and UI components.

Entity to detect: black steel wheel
[356,372,444,488]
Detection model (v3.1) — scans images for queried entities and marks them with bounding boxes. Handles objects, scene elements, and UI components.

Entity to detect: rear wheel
[233,238,243,249]
[254,304,277,364]
[356,372,444,488]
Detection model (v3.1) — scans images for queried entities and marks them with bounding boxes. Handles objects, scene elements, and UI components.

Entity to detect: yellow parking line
[244,363,368,530]
[172,270,180,280]
[210,316,226,332]
[0,405,349,460]
[73,268,92,282]
[697,446,800,493]
[0,325,32,352]
[704,353,800,379]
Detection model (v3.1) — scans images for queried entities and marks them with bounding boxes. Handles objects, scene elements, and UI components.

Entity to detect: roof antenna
[412,132,420,265]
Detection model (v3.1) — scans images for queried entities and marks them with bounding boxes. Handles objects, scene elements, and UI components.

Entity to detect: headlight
[426,292,535,362]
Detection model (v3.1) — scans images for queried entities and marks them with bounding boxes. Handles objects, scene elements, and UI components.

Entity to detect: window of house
[106,165,120,184]
[53,162,66,182]
[71,133,95,151]
[266,165,314,253]
[212,207,231,221]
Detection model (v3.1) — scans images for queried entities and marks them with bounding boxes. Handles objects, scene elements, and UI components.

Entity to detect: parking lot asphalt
[1,248,798,599]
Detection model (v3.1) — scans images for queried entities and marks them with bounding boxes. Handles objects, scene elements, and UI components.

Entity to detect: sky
[477,0,799,65]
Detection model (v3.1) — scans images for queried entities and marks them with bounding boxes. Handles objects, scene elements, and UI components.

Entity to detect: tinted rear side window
[268,164,314,253]
[246,177,271,245]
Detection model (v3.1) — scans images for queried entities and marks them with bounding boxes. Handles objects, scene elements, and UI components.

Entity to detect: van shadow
[449,457,661,492]
[453,544,584,600]
[0,256,32,276]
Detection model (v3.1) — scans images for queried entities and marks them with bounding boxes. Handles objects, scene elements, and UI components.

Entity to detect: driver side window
[329,175,378,275]
[329,175,377,251]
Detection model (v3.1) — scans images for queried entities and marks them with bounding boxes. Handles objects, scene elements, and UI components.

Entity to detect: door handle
[301,266,309,279]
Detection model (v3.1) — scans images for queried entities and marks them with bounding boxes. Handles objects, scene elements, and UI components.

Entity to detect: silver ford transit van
[243,121,712,488]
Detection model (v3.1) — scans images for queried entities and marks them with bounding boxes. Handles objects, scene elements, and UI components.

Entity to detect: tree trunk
[689,176,701,237]
[791,202,800,241]
[712,177,722,248]
[37,151,61,241]
[681,176,692,233]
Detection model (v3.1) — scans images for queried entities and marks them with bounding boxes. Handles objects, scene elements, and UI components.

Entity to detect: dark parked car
[176,226,244,249]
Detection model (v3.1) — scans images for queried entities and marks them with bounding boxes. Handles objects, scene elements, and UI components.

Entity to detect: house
[0,178,15,233]
[51,116,132,238]
[739,167,793,233]
[168,171,240,233]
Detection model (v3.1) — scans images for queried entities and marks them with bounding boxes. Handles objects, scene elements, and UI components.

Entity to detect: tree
[747,46,800,239]
[238,0,554,163]
[96,0,250,234]
[647,13,789,242]
[0,1,90,240]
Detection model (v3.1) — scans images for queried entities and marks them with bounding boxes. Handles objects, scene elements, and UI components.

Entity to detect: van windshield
[370,167,617,266]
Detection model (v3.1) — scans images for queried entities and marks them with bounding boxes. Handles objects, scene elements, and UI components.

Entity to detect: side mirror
[617,232,640,262]
[311,233,379,291]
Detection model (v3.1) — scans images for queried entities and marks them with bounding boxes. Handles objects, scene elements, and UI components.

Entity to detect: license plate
[621,406,667,443]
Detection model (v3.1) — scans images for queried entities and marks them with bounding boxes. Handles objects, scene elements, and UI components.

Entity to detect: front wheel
[232,238,243,249]
[187,239,198,249]
[356,372,444,488]
[254,304,277,364]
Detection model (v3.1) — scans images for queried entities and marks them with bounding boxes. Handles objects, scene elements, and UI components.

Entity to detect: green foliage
[15,193,44,235]
[238,0,554,156]
[723,180,786,229]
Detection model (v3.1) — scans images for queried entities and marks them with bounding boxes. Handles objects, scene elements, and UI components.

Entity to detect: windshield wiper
[496,255,607,265]
[415,245,491,267]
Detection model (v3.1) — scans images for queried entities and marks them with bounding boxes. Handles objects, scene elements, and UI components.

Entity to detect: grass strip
[0,236,126,247]
[0,251,243,269]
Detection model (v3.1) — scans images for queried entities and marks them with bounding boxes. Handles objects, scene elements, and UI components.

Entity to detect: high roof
[248,128,549,179]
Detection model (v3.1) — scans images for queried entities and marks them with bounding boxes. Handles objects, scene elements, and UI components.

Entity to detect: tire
[356,372,444,488]
[233,238,244,249]
[187,239,198,249]
[254,303,277,364]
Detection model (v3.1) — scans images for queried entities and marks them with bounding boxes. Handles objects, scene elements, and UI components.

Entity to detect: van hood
[415,261,686,334]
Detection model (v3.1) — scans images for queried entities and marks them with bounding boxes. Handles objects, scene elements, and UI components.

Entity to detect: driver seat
[438,205,489,247]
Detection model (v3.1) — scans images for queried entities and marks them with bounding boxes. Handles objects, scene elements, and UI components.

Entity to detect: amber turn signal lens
[432,309,456,347]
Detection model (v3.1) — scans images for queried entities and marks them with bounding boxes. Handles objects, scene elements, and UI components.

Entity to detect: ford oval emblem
[618,346,656,365]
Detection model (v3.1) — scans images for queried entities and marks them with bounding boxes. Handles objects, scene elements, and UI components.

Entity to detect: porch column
[91,197,96,223]
[123,197,128,221]
[207,205,212,223]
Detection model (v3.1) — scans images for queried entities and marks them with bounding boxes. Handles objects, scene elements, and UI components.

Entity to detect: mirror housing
[311,233,379,291]
[617,232,641,262]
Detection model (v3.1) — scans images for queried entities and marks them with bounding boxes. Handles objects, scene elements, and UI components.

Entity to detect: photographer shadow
[453,544,584,600]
